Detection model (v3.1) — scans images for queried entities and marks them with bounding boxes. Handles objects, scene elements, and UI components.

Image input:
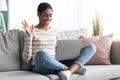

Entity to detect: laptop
[55,39,82,60]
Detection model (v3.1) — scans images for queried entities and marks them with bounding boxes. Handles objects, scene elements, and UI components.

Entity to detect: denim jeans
[32,43,96,74]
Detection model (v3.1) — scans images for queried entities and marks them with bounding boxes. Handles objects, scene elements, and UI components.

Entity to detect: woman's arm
[21,20,34,63]
[22,32,33,63]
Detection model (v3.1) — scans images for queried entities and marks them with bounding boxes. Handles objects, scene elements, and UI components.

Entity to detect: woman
[22,2,96,80]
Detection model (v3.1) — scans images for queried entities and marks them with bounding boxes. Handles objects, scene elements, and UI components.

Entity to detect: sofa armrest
[110,40,120,64]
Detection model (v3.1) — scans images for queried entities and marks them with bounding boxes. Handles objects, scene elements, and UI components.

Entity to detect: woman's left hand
[22,20,34,36]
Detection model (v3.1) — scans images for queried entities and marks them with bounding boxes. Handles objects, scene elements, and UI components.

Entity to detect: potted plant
[92,15,103,36]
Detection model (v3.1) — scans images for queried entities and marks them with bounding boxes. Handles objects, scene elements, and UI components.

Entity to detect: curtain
[2,0,9,31]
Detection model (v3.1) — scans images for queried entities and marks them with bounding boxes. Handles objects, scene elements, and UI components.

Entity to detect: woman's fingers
[31,24,34,36]
[24,20,29,26]
[22,21,26,28]
[21,20,34,36]
[22,20,29,28]
[22,26,26,30]
[31,24,34,31]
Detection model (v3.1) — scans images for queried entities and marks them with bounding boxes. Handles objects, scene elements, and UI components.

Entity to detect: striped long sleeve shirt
[22,28,58,65]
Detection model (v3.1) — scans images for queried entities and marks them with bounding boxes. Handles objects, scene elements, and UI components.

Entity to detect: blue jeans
[32,43,96,74]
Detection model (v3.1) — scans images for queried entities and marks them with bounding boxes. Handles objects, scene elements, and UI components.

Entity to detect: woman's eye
[50,15,52,17]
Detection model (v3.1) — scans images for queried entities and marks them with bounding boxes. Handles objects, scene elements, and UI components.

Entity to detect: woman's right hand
[22,20,34,36]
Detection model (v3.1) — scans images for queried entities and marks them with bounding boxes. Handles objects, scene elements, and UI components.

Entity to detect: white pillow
[58,28,89,40]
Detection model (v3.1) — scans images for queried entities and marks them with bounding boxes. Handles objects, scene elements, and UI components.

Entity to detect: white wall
[9,0,81,31]
[9,0,120,38]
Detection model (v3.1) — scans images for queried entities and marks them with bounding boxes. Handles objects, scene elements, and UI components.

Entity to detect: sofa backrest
[0,29,22,72]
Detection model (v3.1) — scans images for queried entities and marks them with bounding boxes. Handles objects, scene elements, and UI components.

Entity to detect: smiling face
[38,8,53,27]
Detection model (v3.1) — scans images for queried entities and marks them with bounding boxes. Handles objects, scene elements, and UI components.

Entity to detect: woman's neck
[36,24,50,31]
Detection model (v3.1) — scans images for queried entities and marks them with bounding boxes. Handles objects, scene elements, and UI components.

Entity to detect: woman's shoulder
[49,27,55,30]
[49,27,57,32]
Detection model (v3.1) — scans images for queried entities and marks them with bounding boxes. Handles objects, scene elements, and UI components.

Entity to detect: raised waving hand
[22,20,34,36]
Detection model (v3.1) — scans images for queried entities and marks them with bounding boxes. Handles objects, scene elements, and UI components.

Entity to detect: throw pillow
[58,28,89,40]
[80,34,113,65]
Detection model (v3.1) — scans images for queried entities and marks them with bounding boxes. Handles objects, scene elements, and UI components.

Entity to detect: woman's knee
[35,50,47,60]
[86,43,96,53]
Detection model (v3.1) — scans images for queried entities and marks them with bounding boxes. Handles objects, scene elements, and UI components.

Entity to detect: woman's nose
[47,16,52,21]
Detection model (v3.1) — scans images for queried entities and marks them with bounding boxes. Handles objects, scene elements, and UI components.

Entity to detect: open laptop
[55,39,82,60]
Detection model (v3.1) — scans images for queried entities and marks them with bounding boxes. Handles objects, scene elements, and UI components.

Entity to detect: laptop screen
[55,39,82,60]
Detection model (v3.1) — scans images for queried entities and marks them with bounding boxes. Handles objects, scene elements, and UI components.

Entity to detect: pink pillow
[80,34,113,65]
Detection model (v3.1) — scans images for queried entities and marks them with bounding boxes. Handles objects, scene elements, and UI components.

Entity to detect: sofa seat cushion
[47,65,120,80]
[0,71,49,80]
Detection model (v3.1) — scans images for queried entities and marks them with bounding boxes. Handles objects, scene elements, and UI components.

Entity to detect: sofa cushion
[80,34,113,65]
[47,65,120,80]
[58,28,89,40]
[0,29,22,72]
[0,71,49,80]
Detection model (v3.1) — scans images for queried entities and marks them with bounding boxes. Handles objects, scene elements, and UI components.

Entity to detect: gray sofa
[0,29,120,80]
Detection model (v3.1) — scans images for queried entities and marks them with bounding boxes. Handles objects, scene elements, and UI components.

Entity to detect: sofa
[0,29,120,80]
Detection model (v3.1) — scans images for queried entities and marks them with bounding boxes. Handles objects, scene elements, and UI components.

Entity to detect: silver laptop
[55,39,82,60]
